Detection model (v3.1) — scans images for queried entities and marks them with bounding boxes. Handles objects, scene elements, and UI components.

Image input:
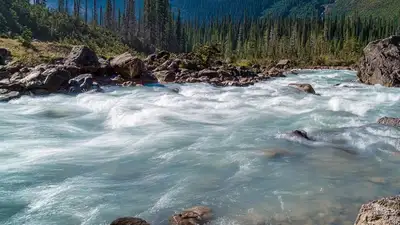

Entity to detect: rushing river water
[0,70,399,225]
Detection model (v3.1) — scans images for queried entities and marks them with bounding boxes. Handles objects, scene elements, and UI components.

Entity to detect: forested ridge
[1,0,400,66]
[44,0,400,20]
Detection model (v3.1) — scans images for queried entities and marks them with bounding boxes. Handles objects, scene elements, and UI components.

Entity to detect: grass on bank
[0,38,71,66]
[0,37,135,67]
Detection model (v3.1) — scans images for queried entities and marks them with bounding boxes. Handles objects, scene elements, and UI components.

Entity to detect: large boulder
[354,196,400,225]
[276,59,290,69]
[64,46,99,68]
[169,206,213,225]
[153,70,176,83]
[198,69,219,78]
[18,67,70,91]
[110,217,150,225]
[358,36,400,87]
[42,68,71,92]
[378,117,400,127]
[0,48,11,65]
[110,52,146,80]
[68,73,102,93]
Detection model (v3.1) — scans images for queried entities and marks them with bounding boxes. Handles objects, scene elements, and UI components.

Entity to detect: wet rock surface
[288,83,316,94]
[1,45,358,101]
[358,36,400,87]
[169,206,213,225]
[110,52,145,80]
[354,196,400,225]
[378,117,400,127]
[110,217,150,225]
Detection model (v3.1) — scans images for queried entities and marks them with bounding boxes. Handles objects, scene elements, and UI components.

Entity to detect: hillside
[333,0,400,18]
[0,0,129,57]
[46,0,400,19]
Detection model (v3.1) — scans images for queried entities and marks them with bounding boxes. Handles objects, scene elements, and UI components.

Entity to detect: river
[0,70,399,225]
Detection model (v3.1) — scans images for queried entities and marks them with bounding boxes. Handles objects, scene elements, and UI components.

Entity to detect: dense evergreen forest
[44,0,400,20]
[1,0,400,65]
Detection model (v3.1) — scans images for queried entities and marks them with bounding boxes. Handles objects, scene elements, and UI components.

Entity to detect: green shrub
[18,27,32,47]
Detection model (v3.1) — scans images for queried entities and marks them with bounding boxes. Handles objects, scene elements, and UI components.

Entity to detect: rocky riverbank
[0,45,291,102]
[108,195,400,225]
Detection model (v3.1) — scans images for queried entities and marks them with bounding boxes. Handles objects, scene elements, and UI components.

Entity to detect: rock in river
[290,130,314,141]
[357,36,400,87]
[169,206,213,225]
[289,83,316,94]
[110,217,150,225]
[354,196,400,225]
[0,90,20,102]
[68,73,102,93]
[378,117,400,127]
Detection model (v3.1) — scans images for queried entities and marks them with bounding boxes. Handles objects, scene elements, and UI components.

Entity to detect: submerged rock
[262,149,297,159]
[289,83,316,94]
[0,90,20,101]
[368,177,386,184]
[378,117,400,127]
[169,206,213,225]
[290,130,314,141]
[354,196,400,225]
[110,217,150,225]
[357,36,400,87]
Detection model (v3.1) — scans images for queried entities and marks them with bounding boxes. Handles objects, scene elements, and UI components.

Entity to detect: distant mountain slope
[333,0,400,18]
[46,0,400,19]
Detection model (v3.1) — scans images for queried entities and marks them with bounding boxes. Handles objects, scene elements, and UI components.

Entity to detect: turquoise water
[0,70,399,225]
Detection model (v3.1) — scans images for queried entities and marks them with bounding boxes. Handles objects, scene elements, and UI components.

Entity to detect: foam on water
[0,70,400,225]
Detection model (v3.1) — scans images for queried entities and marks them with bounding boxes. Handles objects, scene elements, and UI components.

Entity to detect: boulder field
[0,46,288,102]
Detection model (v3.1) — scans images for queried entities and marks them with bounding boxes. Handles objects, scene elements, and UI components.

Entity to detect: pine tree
[175,9,182,51]
[84,0,88,23]
[58,0,65,12]
[92,0,98,26]
[73,0,81,18]
[65,0,68,14]
[144,0,156,44]
[99,5,103,26]
[105,0,113,28]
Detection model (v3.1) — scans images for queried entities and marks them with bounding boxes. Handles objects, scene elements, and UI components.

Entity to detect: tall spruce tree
[105,0,113,28]
[58,0,64,12]
[84,0,88,23]
[92,0,98,26]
